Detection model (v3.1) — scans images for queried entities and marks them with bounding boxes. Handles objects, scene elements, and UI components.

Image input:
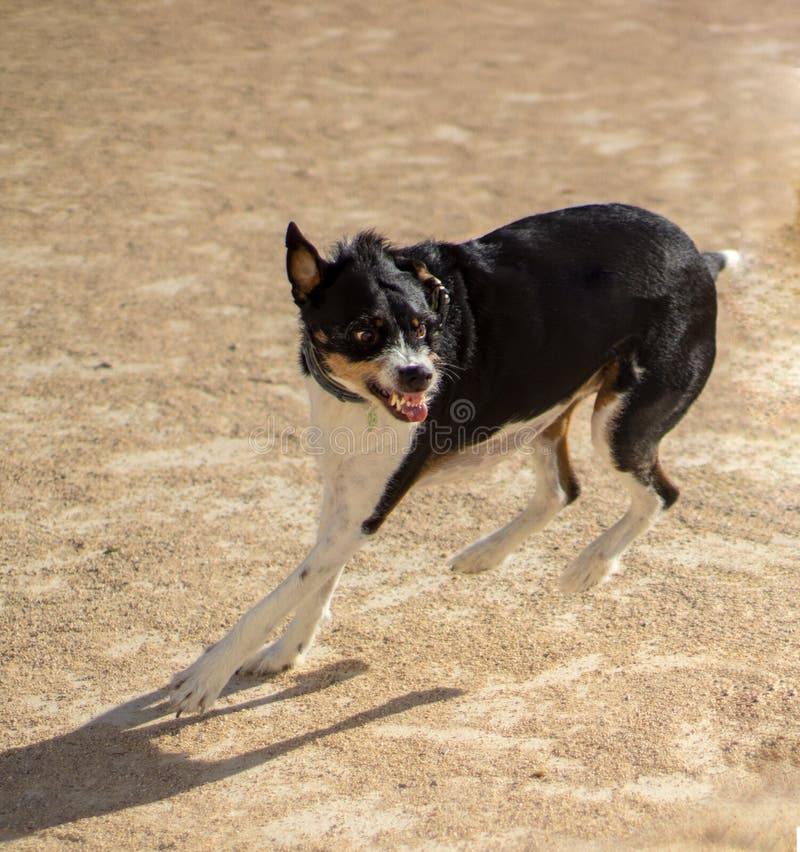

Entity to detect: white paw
[449,541,507,575]
[168,646,236,715]
[559,548,618,593]
[238,640,304,676]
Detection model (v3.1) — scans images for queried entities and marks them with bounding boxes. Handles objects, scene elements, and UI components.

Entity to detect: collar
[301,332,365,404]
[302,273,451,404]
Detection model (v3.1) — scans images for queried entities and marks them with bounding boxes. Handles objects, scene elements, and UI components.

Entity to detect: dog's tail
[702,249,741,280]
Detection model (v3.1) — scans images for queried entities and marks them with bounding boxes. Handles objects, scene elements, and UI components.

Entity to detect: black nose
[397,364,433,392]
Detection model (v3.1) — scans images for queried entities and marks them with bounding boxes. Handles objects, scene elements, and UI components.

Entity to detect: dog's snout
[397,363,433,392]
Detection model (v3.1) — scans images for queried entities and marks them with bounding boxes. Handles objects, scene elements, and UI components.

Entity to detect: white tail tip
[721,249,741,270]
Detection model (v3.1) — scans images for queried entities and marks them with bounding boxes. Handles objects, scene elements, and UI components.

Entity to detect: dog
[169,203,737,714]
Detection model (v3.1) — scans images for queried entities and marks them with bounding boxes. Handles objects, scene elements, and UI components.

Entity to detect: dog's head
[286,222,442,423]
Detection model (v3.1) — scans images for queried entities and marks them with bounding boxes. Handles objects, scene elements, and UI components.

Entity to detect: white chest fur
[306,378,419,529]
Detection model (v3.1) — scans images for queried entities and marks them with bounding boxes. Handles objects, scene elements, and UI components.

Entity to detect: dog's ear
[397,256,440,286]
[396,256,433,282]
[286,222,327,305]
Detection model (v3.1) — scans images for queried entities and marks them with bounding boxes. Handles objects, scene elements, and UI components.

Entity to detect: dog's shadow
[0,660,464,839]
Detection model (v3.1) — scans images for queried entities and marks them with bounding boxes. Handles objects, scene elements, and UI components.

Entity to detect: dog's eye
[415,323,426,339]
[353,328,378,347]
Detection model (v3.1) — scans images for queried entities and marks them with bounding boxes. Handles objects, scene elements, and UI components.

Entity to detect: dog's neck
[300,332,366,404]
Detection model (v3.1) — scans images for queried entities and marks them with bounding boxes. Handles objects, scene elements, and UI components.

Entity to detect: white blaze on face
[377,338,436,392]
[365,338,436,423]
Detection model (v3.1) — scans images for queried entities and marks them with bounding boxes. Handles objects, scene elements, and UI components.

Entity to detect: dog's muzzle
[397,363,433,393]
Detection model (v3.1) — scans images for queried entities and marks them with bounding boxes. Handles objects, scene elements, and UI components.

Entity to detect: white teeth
[389,393,404,411]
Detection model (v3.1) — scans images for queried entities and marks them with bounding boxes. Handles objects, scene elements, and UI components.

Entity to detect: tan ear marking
[289,247,320,290]
[286,221,326,304]
[409,260,441,287]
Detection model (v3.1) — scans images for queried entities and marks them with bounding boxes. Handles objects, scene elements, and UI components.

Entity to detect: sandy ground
[2,1,799,849]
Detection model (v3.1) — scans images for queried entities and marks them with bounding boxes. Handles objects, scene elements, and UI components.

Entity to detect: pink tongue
[399,393,428,423]
[404,401,428,422]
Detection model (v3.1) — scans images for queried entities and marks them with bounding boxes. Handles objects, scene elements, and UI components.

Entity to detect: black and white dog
[169,203,736,714]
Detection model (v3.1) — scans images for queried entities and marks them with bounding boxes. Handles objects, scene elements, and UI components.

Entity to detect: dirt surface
[2,1,799,849]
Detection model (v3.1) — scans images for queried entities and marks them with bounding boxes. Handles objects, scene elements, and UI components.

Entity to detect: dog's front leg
[237,572,341,676]
[168,383,424,715]
[168,526,362,715]
[236,475,375,678]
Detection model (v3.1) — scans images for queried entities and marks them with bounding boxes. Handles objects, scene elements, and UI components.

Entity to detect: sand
[1,1,799,848]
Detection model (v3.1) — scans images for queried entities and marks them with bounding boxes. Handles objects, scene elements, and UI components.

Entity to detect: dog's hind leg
[450,405,580,574]
[560,352,709,593]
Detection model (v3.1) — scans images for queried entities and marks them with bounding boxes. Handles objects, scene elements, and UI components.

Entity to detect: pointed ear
[396,256,440,285]
[286,222,327,305]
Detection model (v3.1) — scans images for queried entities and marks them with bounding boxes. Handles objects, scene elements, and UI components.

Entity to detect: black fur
[289,203,722,535]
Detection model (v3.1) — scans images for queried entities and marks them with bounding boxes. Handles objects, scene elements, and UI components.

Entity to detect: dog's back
[400,203,718,443]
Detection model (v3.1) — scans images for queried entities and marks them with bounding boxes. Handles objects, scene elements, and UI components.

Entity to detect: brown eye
[415,323,426,339]
[353,328,377,346]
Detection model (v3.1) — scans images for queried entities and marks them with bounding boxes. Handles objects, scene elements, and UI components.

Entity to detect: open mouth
[367,381,429,423]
